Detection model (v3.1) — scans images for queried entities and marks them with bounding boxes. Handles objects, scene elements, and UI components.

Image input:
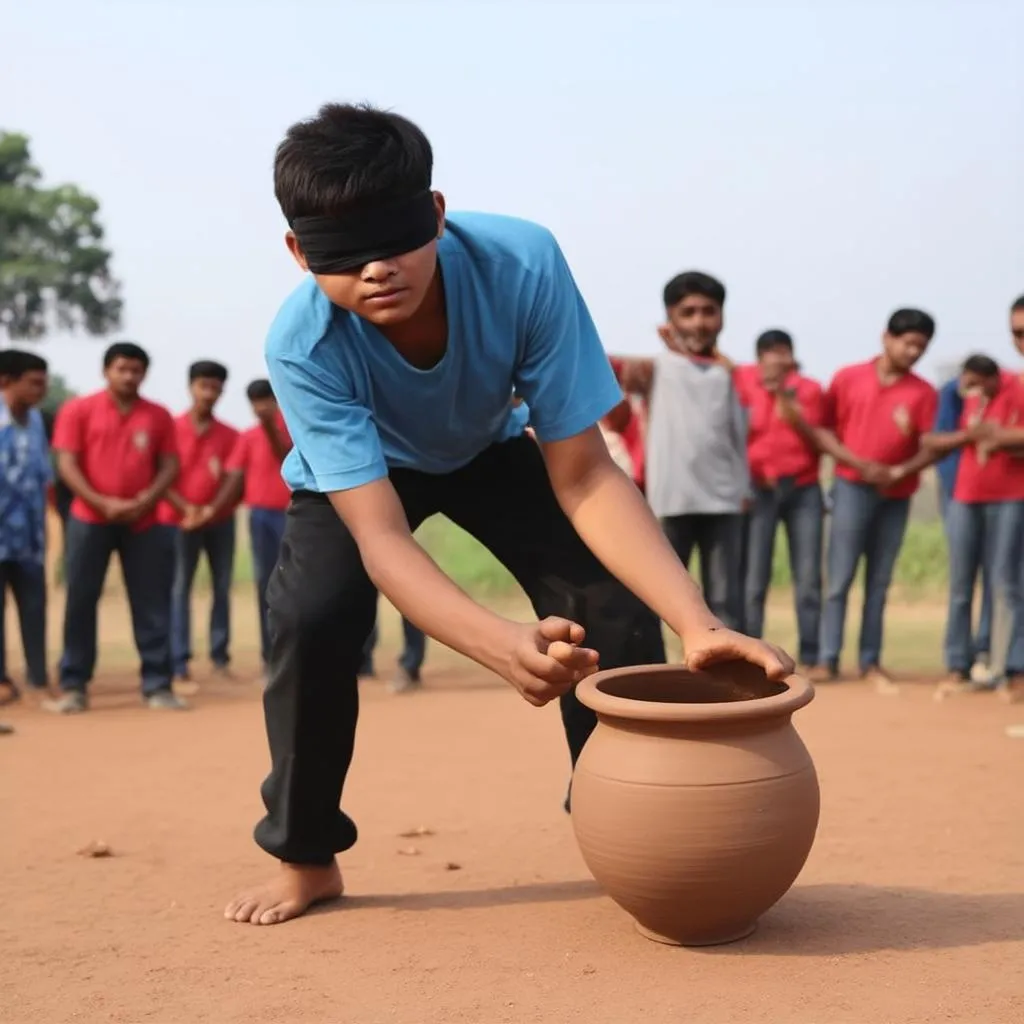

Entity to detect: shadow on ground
[333,879,602,915]
[738,884,1024,955]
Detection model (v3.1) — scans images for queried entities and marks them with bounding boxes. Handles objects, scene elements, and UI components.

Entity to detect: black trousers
[254,435,666,865]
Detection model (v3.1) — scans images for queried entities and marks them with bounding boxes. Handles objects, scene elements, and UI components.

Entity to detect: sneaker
[146,690,189,711]
[863,666,899,696]
[970,657,992,686]
[388,666,422,695]
[805,664,839,684]
[0,722,14,735]
[42,691,89,714]
[998,675,1023,704]
[210,664,235,681]
[173,676,201,697]
[933,672,976,702]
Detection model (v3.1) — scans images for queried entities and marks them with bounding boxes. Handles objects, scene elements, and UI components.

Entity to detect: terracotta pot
[571,661,818,946]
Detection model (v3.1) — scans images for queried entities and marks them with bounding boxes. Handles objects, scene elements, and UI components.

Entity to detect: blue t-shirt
[266,212,623,492]
[933,378,964,500]
[0,402,52,565]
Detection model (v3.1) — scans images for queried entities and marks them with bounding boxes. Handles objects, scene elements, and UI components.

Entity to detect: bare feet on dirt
[225,861,344,925]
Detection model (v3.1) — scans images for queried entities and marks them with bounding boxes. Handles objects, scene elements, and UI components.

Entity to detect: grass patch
[182,510,951,599]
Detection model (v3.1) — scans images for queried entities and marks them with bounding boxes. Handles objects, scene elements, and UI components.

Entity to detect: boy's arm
[540,426,790,676]
[51,403,127,520]
[267,352,593,707]
[776,391,891,485]
[514,228,790,676]
[608,356,654,396]
[125,412,179,521]
[329,479,597,706]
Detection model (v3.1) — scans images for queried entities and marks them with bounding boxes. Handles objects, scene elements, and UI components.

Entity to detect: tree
[0,132,122,341]
[40,371,77,417]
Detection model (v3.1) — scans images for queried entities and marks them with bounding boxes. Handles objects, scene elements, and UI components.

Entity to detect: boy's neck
[107,387,138,413]
[376,268,448,370]
[2,390,29,422]
[876,353,905,383]
[189,406,214,429]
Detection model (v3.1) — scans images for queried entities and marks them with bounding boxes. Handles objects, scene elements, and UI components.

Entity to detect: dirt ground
[2,591,1023,1024]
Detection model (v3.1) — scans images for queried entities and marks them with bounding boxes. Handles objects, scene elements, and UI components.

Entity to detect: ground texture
[2,594,1022,1024]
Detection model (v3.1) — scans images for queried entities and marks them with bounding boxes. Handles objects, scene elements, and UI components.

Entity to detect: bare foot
[225,861,343,925]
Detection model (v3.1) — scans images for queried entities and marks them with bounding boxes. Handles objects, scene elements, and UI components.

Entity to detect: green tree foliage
[0,132,122,340]
[40,370,76,416]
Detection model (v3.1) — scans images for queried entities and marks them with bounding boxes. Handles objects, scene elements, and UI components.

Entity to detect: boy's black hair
[962,354,1000,377]
[274,103,433,223]
[103,341,150,369]
[886,308,935,340]
[663,272,726,310]
[246,378,275,402]
[0,348,48,379]
[1011,294,1024,312]
[189,360,229,383]
[755,329,793,357]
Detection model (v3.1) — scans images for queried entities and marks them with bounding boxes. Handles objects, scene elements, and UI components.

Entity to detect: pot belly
[571,721,820,946]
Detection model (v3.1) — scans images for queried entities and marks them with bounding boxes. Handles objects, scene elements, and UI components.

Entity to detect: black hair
[663,272,726,310]
[189,360,228,384]
[1011,294,1024,313]
[962,354,1000,377]
[246,378,275,402]
[103,341,150,369]
[755,329,793,357]
[274,103,433,223]
[0,348,48,379]
[886,308,935,340]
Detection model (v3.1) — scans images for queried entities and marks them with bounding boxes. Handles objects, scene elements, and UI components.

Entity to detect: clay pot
[571,661,818,946]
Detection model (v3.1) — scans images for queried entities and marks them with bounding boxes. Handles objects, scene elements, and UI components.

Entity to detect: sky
[3,0,1023,427]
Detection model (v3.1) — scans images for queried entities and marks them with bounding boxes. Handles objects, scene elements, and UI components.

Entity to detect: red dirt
[2,663,1023,1024]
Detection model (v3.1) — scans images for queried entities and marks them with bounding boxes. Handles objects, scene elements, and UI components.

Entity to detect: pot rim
[576,663,814,723]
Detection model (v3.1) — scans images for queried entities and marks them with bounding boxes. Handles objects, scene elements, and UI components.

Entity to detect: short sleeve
[225,433,249,474]
[512,232,623,443]
[821,376,840,430]
[801,382,826,428]
[914,385,939,436]
[156,408,178,457]
[51,400,84,453]
[268,354,387,492]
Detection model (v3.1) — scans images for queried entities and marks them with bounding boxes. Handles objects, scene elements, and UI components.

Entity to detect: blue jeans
[821,479,910,672]
[744,481,824,665]
[944,500,1024,678]
[660,513,744,629]
[0,559,48,688]
[59,518,176,695]
[940,490,991,659]
[360,611,427,678]
[249,507,287,667]
[170,517,236,677]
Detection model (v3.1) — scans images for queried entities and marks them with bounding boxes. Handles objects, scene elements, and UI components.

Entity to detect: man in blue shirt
[0,350,52,706]
[226,103,795,927]
[933,374,991,680]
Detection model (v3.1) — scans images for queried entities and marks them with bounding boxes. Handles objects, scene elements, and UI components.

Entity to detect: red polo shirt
[226,414,292,511]
[823,359,937,499]
[954,373,1024,503]
[51,390,177,529]
[735,366,824,488]
[156,414,240,525]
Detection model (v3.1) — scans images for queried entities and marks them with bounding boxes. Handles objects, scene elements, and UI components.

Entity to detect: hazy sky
[4,0,1022,427]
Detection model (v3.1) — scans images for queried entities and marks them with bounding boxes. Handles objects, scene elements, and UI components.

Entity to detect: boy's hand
[683,625,795,681]
[504,617,599,707]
